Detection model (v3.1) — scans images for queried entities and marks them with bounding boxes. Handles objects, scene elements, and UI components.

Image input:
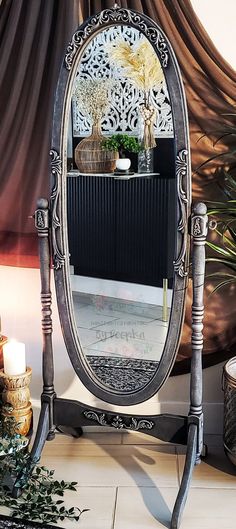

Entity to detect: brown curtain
[0,0,76,266]
[1,0,236,371]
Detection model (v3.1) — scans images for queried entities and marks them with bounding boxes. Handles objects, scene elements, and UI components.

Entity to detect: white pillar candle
[3,340,26,376]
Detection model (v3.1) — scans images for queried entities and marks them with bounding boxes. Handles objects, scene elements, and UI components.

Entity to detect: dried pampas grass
[107,39,164,91]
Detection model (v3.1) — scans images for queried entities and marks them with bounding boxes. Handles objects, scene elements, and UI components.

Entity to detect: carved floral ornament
[174,149,189,277]
[83,410,154,430]
[65,7,169,72]
[49,150,65,270]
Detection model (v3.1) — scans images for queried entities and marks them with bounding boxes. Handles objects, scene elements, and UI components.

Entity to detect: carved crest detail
[35,210,46,230]
[65,7,169,71]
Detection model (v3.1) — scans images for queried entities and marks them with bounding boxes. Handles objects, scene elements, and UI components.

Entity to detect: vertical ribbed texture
[67,176,116,278]
[67,174,176,287]
[115,177,176,286]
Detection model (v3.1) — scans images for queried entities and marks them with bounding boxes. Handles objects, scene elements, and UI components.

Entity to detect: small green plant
[102,134,141,157]
[0,410,88,525]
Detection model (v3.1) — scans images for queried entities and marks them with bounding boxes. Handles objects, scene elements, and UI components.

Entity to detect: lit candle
[3,340,26,376]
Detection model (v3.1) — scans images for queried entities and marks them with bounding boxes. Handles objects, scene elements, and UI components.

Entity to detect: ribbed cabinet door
[67,175,175,287]
[67,175,116,277]
[114,177,176,287]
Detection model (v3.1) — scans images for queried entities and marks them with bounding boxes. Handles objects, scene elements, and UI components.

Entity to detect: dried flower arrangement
[73,78,113,127]
[107,38,164,150]
[73,78,118,173]
[107,39,164,96]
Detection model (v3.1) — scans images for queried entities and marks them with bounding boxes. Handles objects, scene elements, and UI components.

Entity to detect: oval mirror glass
[51,8,191,405]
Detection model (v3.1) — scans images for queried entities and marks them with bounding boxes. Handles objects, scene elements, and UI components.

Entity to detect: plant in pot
[196,113,236,293]
[196,113,236,467]
[102,134,141,173]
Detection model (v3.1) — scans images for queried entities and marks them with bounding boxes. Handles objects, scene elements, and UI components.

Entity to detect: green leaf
[206,272,236,281]
[195,151,235,173]
[206,256,236,271]
[206,241,233,257]
[209,278,235,294]
[0,413,88,526]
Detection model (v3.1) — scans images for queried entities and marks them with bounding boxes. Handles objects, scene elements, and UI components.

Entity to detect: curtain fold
[1,0,236,370]
[0,0,76,266]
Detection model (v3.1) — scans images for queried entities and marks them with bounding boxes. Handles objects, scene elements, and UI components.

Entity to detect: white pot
[115,158,131,171]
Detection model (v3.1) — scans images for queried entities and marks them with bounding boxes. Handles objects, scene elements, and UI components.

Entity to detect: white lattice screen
[72,25,174,139]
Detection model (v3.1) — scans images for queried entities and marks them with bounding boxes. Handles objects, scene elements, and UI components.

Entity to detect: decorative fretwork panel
[72,25,173,138]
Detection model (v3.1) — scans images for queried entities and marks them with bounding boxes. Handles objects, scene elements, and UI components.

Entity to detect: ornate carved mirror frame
[49,6,191,405]
[13,8,209,529]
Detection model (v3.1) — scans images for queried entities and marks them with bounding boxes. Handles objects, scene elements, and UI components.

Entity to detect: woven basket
[75,124,118,174]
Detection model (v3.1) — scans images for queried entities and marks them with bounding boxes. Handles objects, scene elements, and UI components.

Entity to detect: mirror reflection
[66,25,176,392]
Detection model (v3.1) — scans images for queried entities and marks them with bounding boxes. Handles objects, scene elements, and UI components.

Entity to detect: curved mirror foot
[171,423,197,529]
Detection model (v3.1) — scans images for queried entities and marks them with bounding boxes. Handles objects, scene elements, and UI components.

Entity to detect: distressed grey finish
[14,8,209,529]
[50,5,191,405]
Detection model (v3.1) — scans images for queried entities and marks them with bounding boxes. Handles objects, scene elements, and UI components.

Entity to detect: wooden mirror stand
[12,7,210,528]
[12,199,208,529]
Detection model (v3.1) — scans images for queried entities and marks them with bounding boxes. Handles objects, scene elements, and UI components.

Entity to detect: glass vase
[138,148,154,174]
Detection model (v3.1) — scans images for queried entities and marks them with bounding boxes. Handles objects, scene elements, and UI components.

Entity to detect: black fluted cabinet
[67,174,176,288]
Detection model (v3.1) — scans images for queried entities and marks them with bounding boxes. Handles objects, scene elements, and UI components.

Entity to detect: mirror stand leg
[170,204,208,524]
[189,203,208,463]
[35,199,57,441]
[12,401,50,497]
[162,278,168,322]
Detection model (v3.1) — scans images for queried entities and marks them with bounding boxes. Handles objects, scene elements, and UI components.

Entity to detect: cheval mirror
[17,6,209,528]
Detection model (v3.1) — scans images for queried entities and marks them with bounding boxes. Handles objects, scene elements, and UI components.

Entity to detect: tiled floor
[2,430,234,529]
[72,292,168,362]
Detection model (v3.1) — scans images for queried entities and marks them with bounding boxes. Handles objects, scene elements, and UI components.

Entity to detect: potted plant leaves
[197,113,236,293]
[102,134,141,174]
[0,410,89,525]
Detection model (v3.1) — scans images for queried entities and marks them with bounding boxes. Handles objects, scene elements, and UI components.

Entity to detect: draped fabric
[0,0,236,371]
[0,0,76,266]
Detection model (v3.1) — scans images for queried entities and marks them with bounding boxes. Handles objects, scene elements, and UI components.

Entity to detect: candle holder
[0,335,8,366]
[0,367,33,436]
[0,335,8,392]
